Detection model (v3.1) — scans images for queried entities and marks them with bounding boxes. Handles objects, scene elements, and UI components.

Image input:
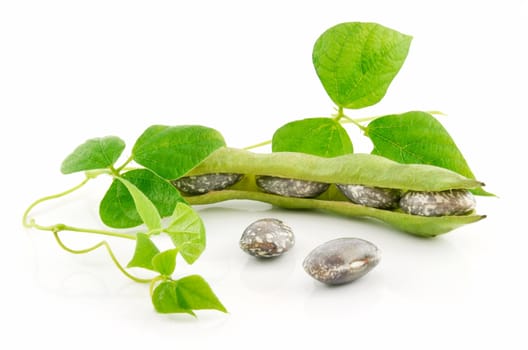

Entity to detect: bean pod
[179,148,486,237]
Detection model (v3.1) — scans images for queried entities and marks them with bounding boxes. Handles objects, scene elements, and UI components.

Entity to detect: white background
[1,0,527,348]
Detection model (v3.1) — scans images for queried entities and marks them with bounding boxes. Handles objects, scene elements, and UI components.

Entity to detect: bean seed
[303,237,380,285]
[172,173,242,195]
[239,218,295,258]
[337,184,400,209]
[399,189,476,216]
[256,175,329,198]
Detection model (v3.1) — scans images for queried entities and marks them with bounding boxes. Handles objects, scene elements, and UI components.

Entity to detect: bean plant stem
[53,231,151,283]
[243,139,272,150]
[149,275,167,296]
[115,155,134,173]
[340,114,367,131]
[22,172,152,283]
[333,106,345,121]
[22,176,91,228]
[23,176,136,240]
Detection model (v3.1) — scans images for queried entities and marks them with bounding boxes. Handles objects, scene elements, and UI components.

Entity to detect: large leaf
[115,177,162,231]
[100,169,184,228]
[132,125,226,180]
[313,22,412,109]
[127,233,160,270]
[272,117,353,157]
[61,136,125,174]
[366,111,490,195]
[165,203,206,265]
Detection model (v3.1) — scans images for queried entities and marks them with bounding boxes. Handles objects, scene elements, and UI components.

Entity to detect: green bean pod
[182,148,486,237]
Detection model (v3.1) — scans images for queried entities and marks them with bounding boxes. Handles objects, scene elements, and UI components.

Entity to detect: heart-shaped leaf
[132,125,225,180]
[313,22,412,109]
[61,136,125,174]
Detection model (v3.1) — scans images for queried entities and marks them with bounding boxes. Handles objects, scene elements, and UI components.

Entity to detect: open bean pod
[178,148,486,237]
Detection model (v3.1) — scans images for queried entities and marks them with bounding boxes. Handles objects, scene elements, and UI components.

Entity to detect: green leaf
[272,118,353,157]
[313,22,412,109]
[127,233,160,270]
[116,177,162,231]
[100,169,185,228]
[151,249,178,276]
[151,276,226,315]
[132,125,226,180]
[152,281,195,316]
[61,136,126,174]
[366,111,491,196]
[165,203,206,265]
[175,275,227,313]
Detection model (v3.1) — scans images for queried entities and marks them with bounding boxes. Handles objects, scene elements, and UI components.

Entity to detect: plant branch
[53,231,151,283]
[23,177,91,228]
[339,114,367,131]
[243,139,272,150]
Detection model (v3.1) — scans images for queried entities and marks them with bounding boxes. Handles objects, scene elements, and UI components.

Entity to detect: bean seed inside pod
[399,189,476,217]
[256,175,329,198]
[337,184,401,209]
[303,237,380,285]
[239,218,295,258]
[172,173,243,195]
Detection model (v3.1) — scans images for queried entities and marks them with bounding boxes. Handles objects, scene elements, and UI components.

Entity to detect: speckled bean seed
[239,218,295,258]
[303,237,380,285]
[172,173,243,195]
[337,184,401,209]
[400,189,476,217]
[256,175,329,198]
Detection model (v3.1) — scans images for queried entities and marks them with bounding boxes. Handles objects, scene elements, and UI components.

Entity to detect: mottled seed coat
[172,173,242,195]
[256,176,329,198]
[400,189,476,217]
[303,237,380,285]
[239,218,295,258]
[337,184,401,209]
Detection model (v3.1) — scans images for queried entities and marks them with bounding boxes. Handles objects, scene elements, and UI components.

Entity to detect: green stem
[23,175,136,240]
[333,106,345,121]
[23,173,153,283]
[23,177,91,228]
[115,155,134,173]
[149,275,167,296]
[31,221,136,240]
[339,114,367,131]
[53,231,151,283]
[427,110,447,116]
[243,139,272,150]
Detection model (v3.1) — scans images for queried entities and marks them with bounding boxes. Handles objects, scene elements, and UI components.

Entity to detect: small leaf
[61,136,125,174]
[116,177,162,230]
[132,125,226,180]
[100,169,185,228]
[272,118,353,157]
[313,22,412,109]
[165,203,206,265]
[127,233,160,270]
[175,275,227,313]
[152,281,195,316]
[366,111,491,195]
[151,249,178,276]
